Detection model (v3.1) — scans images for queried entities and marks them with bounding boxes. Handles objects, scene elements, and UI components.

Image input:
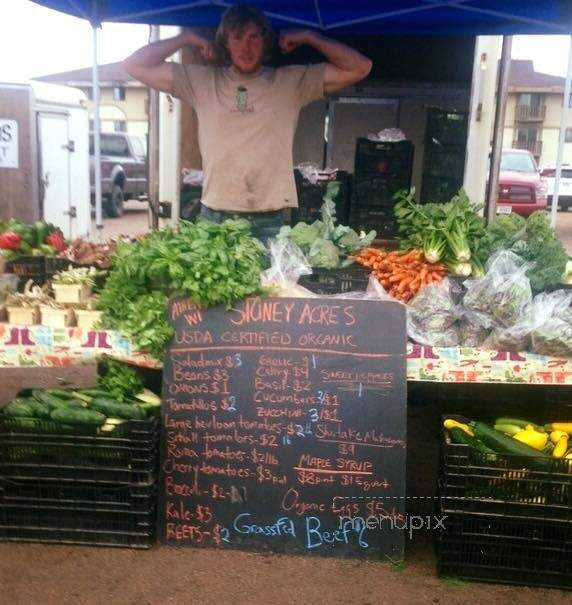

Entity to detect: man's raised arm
[279,30,372,94]
[123,31,215,95]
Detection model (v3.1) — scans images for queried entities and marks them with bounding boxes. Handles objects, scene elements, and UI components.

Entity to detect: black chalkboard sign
[160,297,407,558]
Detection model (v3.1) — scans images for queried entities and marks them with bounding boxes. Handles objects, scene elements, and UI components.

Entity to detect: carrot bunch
[355,248,446,303]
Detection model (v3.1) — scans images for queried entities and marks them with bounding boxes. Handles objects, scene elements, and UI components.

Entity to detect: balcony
[511,139,543,156]
[515,104,546,121]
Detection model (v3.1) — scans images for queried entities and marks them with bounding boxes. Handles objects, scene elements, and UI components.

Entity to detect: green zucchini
[33,391,86,410]
[493,423,523,436]
[89,397,146,420]
[494,417,542,431]
[3,399,35,418]
[448,427,496,454]
[50,407,106,427]
[472,421,550,469]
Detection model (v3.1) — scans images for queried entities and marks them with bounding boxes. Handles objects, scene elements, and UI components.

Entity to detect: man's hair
[215,5,275,62]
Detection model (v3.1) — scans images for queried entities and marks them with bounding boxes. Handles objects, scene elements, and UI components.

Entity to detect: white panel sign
[0,120,18,168]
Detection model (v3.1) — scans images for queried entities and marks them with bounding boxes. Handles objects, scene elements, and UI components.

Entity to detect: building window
[89,119,94,131]
[113,86,126,101]
[517,127,539,144]
[519,93,543,109]
[114,120,127,133]
[566,128,572,143]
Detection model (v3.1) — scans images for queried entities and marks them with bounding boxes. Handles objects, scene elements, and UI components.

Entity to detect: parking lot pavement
[91,200,151,240]
[554,209,572,254]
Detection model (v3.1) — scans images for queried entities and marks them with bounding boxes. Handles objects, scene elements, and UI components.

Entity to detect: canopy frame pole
[550,35,572,228]
[148,25,161,230]
[91,20,103,241]
[485,35,512,224]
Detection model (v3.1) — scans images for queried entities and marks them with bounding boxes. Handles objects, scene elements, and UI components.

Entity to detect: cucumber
[3,399,35,418]
[82,389,115,398]
[90,397,146,420]
[71,391,93,404]
[33,391,87,410]
[472,421,550,469]
[50,407,106,427]
[24,398,51,419]
[46,389,79,400]
[448,427,496,454]
[494,417,542,431]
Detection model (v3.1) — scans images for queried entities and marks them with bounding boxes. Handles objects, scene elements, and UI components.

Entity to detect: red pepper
[45,231,67,253]
[0,232,22,251]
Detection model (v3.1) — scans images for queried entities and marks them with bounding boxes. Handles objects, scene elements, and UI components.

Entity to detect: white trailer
[0,80,90,239]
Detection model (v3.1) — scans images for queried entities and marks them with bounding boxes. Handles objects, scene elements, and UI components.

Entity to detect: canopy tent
[31,1,572,232]
[28,1,572,34]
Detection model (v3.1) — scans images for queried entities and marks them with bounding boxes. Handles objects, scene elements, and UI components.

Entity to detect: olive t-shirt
[172,62,326,212]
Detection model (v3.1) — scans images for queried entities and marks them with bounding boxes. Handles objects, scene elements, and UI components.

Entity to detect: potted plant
[39,299,76,328]
[74,297,102,330]
[52,266,98,304]
[5,280,48,325]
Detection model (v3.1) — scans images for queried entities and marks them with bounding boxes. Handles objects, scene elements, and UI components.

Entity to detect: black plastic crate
[0,524,154,548]
[437,512,572,589]
[352,175,411,207]
[440,428,572,520]
[0,475,156,512]
[0,500,154,529]
[349,205,397,239]
[0,437,157,469]
[0,416,159,444]
[422,145,467,179]
[6,255,45,277]
[298,265,369,295]
[420,175,464,204]
[292,170,351,225]
[426,108,468,147]
[354,139,414,177]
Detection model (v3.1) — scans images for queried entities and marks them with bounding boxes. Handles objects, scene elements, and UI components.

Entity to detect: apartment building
[503,60,572,167]
[35,62,148,137]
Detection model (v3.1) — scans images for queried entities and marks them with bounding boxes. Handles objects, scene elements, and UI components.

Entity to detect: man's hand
[279,30,312,54]
[184,31,216,62]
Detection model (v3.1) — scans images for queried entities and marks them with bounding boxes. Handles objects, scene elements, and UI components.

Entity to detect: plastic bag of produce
[458,312,491,347]
[483,288,572,353]
[407,278,460,347]
[261,238,316,297]
[529,289,572,356]
[463,250,533,329]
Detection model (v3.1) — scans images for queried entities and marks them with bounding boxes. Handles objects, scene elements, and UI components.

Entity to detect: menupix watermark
[338,514,448,540]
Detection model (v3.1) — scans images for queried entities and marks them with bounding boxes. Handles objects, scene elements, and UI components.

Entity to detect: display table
[1,324,571,385]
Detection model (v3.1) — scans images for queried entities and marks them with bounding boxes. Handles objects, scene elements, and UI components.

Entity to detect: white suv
[540,164,572,211]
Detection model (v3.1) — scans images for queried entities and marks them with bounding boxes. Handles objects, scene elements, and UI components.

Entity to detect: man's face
[227,22,265,74]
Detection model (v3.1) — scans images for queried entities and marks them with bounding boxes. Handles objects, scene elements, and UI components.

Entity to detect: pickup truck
[89,132,148,218]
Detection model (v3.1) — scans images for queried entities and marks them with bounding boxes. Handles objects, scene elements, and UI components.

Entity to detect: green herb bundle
[97,219,266,357]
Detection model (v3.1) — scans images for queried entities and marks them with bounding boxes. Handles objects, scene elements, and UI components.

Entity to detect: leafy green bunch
[98,219,267,357]
[478,211,569,292]
[393,189,486,277]
[278,182,376,269]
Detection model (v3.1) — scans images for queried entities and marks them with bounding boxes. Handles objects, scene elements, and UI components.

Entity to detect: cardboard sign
[160,297,407,558]
[0,120,18,168]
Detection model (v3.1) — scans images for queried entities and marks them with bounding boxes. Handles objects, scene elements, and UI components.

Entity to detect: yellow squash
[513,426,548,451]
[443,418,474,436]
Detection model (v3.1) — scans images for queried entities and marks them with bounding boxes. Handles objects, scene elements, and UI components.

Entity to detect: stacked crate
[437,424,572,589]
[0,414,159,548]
[292,169,351,226]
[349,139,414,239]
[420,108,468,203]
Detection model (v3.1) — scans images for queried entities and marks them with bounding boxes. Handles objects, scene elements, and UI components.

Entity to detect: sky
[0,0,570,82]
